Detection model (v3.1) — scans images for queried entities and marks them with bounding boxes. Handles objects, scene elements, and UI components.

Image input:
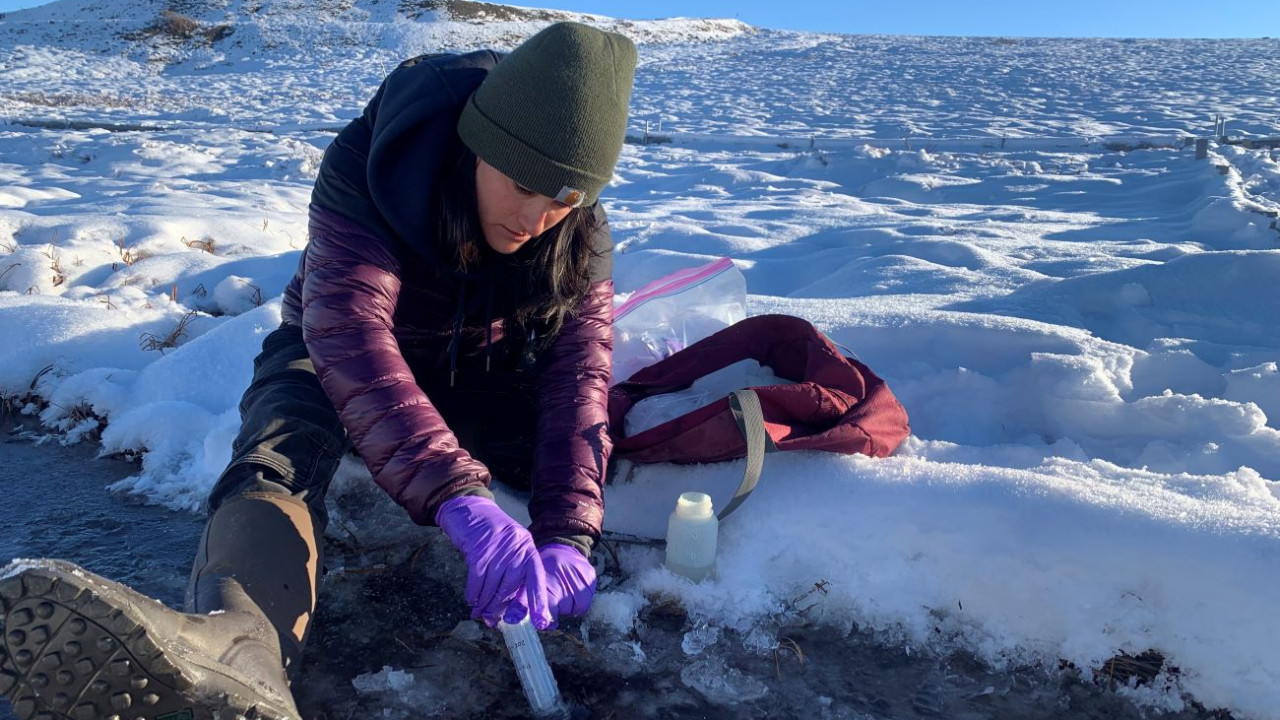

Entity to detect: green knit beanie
[458,22,637,208]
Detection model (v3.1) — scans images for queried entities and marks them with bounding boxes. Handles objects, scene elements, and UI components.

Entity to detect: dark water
[0,422,1232,720]
[0,422,206,720]
[0,431,205,607]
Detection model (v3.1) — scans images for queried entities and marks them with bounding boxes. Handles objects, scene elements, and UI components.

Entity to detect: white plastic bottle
[499,616,571,720]
[665,492,719,582]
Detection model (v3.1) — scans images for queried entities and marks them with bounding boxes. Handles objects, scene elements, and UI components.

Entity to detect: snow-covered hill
[2,2,1279,719]
[0,0,751,61]
[0,0,751,133]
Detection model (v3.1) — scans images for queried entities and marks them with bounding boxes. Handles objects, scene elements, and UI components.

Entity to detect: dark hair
[432,142,599,345]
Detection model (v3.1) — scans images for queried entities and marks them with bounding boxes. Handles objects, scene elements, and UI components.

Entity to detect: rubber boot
[0,493,319,720]
[185,491,321,682]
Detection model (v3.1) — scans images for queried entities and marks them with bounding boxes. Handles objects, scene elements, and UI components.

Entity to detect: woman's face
[475,158,575,255]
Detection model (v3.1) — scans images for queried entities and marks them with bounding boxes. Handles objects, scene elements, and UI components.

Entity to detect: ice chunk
[450,620,483,643]
[680,656,769,704]
[1,558,47,581]
[681,624,722,656]
[350,665,446,716]
[352,666,416,695]
[598,640,648,677]
[742,625,779,655]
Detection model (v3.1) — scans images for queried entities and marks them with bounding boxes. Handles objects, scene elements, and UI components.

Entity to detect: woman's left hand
[538,543,597,628]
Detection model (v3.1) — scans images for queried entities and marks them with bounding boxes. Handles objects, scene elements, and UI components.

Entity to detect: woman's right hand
[435,496,552,629]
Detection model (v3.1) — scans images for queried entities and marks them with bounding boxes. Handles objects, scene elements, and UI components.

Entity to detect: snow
[1,2,1279,719]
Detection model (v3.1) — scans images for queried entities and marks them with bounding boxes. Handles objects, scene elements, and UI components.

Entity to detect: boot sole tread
[1,560,296,720]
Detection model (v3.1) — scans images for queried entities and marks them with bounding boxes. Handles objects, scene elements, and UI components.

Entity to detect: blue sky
[0,0,1276,38]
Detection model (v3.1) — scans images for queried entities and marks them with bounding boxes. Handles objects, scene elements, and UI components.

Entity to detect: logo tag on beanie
[556,186,585,208]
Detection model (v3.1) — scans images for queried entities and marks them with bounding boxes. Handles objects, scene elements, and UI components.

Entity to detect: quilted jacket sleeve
[528,273,615,547]
[301,205,494,525]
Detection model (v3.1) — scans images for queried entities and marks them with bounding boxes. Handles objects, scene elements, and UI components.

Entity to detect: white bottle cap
[675,492,714,519]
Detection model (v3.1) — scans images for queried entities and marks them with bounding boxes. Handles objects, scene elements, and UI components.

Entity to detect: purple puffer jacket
[277,50,614,545]
[289,205,613,543]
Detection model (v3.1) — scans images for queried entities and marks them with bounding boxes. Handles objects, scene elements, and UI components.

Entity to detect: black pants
[208,323,539,529]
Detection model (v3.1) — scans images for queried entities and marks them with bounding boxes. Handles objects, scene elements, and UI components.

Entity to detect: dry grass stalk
[122,9,231,45]
[787,578,830,615]
[6,365,57,414]
[47,401,94,427]
[42,245,65,287]
[8,91,136,110]
[406,544,426,572]
[1099,649,1165,690]
[768,632,808,676]
[29,365,53,393]
[115,238,138,267]
[158,10,200,37]
[0,262,20,283]
[182,235,216,254]
[332,514,365,552]
[138,310,199,352]
[778,636,805,664]
[205,25,233,42]
[773,635,806,678]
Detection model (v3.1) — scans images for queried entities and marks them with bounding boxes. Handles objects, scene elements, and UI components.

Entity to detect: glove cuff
[435,492,497,523]
[536,535,593,558]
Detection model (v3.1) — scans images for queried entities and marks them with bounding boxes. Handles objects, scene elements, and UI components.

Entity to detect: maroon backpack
[607,314,910,519]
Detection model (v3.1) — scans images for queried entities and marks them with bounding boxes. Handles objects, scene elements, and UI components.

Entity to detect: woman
[0,22,635,720]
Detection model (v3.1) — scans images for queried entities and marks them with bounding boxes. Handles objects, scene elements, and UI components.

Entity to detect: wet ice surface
[0,425,1223,720]
[0,417,205,720]
[297,531,1226,720]
[0,418,204,606]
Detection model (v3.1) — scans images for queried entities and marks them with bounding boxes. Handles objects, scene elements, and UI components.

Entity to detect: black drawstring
[448,282,465,388]
[484,283,494,373]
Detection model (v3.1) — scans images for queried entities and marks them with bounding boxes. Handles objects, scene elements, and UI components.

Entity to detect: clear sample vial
[499,615,571,720]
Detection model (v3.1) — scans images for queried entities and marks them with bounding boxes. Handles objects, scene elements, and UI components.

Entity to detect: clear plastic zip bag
[612,257,746,385]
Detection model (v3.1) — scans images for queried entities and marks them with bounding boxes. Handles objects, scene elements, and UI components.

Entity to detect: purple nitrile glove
[540,543,597,628]
[435,496,552,629]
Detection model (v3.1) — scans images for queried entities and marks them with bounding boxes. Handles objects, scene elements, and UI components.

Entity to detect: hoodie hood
[312,50,501,271]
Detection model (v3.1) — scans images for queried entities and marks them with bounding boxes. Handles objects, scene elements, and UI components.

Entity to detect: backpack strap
[719,389,776,520]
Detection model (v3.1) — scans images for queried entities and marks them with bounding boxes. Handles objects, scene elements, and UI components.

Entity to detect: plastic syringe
[498,615,571,720]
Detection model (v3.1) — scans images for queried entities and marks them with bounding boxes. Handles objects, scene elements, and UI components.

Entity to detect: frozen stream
[0,416,1227,720]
